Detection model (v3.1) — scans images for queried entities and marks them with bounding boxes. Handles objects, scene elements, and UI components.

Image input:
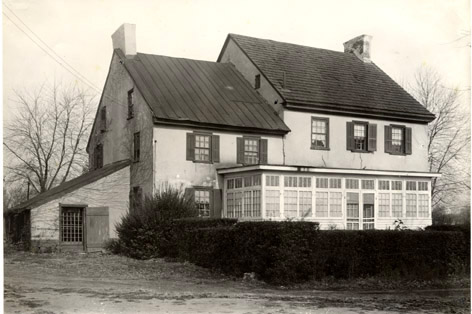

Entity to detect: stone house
[6,23,439,252]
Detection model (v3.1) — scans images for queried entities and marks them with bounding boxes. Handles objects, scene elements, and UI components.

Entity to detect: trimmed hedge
[172,222,469,285]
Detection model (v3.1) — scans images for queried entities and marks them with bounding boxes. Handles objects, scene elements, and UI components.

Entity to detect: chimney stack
[111,23,136,58]
[343,34,372,62]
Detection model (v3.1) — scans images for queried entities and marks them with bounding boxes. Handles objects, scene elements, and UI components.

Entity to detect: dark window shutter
[237,137,244,164]
[384,125,392,153]
[259,139,268,164]
[100,107,106,131]
[184,187,195,204]
[405,127,412,155]
[211,135,220,163]
[346,122,354,150]
[326,119,330,149]
[210,189,222,218]
[367,124,377,152]
[186,133,195,161]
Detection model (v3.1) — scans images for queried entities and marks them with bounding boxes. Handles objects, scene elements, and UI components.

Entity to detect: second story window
[346,121,377,153]
[186,132,220,163]
[255,74,261,89]
[385,125,412,155]
[100,106,107,132]
[133,132,140,162]
[94,144,103,170]
[127,88,134,119]
[237,137,268,165]
[311,117,329,150]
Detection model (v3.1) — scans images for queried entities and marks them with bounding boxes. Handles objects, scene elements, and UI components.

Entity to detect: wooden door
[86,207,109,252]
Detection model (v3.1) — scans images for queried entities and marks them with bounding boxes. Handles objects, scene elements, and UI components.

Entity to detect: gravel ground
[4,251,471,314]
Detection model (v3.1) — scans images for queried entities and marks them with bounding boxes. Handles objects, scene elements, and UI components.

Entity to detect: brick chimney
[111,23,136,58]
[343,34,372,62]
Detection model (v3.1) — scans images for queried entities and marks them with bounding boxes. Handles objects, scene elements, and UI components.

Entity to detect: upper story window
[311,117,329,150]
[94,144,103,170]
[127,88,134,119]
[186,132,220,163]
[237,137,268,165]
[133,132,140,162]
[385,125,412,155]
[255,74,261,89]
[346,121,377,153]
[100,106,107,132]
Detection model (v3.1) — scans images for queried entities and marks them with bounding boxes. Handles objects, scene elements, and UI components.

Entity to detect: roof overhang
[285,101,436,124]
[217,164,441,178]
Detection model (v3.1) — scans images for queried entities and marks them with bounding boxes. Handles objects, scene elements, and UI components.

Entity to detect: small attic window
[127,88,134,119]
[255,74,261,89]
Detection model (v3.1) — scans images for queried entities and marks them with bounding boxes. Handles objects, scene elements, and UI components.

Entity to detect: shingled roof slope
[9,159,131,212]
[119,50,290,134]
[221,34,435,123]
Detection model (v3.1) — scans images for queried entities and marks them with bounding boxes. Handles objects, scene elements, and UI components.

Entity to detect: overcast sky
[2,0,470,121]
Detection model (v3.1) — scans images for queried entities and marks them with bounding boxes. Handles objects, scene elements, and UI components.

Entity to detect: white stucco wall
[30,165,130,242]
[283,110,430,172]
[153,125,284,190]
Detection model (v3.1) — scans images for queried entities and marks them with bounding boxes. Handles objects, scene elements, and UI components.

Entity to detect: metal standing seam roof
[219,34,435,123]
[118,50,290,134]
[9,159,131,212]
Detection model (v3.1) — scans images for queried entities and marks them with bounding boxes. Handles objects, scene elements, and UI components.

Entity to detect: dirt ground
[4,251,471,314]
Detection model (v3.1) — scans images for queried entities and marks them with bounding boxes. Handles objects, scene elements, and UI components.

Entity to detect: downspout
[153,139,157,195]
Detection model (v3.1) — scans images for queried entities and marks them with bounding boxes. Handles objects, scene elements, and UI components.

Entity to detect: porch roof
[216,164,441,178]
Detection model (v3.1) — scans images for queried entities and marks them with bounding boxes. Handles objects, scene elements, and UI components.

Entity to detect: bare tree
[4,81,96,197]
[408,66,470,208]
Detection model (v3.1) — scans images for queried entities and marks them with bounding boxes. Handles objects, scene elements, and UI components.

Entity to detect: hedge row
[172,222,469,285]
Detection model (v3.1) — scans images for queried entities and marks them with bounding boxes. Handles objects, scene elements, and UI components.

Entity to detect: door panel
[363,193,375,230]
[86,207,109,252]
[346,192,359,230]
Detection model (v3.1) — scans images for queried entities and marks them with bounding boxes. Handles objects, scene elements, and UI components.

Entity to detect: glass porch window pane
[299,191,312,218]
[418,194,429,217]
[234,192,243,218]
[329,192,342,217]
[315,192,328,217]
[406,194,417,217]
[252,190,261,217]
[227,193,234,218]
[284,191,298,218]
[378,193,390,217]
[265,190,280,217]
[392,193,403,217]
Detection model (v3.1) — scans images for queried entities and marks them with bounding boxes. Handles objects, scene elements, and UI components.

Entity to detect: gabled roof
[9,159,131,212]
[118,50,290,134]
[218,34,435,123]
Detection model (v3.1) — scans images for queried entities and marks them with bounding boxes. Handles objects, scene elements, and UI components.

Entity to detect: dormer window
[127,88,134,119]
[255,74,261,89]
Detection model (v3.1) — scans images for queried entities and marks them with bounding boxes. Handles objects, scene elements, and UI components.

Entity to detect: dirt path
[4,252,470,314]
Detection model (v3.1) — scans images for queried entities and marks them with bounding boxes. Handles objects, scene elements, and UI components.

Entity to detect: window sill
[350,150,373,154]
[193,160,213,164]
[386,152,407,156]
[310,146,330,151]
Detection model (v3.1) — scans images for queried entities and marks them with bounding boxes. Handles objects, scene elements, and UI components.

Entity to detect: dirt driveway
[4,251,470,314]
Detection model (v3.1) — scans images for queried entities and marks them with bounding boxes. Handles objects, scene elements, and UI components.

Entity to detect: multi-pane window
[346,179,359,189]
[244,191,252,217]
[284,191,298,218]
[316,178,329,189]
[252,191,261,217]
[418,194,429,217]
[353,124,367,151]
[329,178,342,189]
[298,177,311,188]
[244,176,253,187]
[61,207,83,243]
[311,118,329,149]
[315,192,328,217]
[406,181,417,191]
[379,180,390,190]
[299,191,312,218]
[134,132,140,162]
[391,127,404,153]
[195,135,210,162]
[195,190,211,217]
[253,175,261,186]
[392,181,402,191]
[100,106,107,131]
[284,176,298,187]
[361,180,374,190]
[392,193,403,217]
[235,178,243,189]
[378,193,390,217]
[244,138,259,164]
[127,88,134,119]
[329,192,342,217]
[227,192,234,217]
[227,179,234,190]
[234,192,243,217]
[266,175,279,187]
[406,194,417,217]
[265,190,280,217]
[94,144,103,170]
[418,182,429,191]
